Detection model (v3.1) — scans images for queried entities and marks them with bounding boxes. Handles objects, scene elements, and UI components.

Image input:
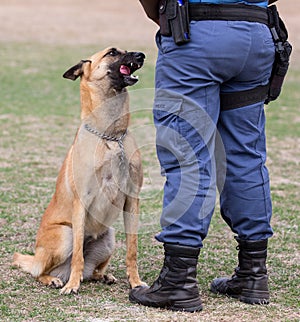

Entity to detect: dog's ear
[63,60,92,81]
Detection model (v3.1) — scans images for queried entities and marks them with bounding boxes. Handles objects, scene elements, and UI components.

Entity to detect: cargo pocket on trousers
[153,98,186,171]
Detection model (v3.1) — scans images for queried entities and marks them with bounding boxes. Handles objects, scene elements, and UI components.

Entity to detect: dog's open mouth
[108,51,145,90]
[119,62,142,86]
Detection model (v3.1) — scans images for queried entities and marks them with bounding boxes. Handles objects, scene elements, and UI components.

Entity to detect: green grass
[0,42,299,321]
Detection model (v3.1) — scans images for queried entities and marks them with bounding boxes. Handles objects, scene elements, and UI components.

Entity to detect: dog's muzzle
[119,52,145,86]
[109,51,145,90]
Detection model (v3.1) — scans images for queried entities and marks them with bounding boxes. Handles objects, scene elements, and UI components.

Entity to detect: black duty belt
[189,3,269,25]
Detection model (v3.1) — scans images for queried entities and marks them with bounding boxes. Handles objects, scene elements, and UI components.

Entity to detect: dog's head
[63,47,145,91]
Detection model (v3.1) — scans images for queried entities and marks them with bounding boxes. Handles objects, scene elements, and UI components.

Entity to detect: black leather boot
[129,243,202,312]
[210,238,269,304]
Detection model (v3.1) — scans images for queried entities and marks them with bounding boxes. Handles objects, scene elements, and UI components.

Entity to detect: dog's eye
[107,48,119,57]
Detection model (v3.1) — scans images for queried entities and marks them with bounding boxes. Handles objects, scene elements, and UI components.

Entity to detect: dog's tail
[12,252,44,278]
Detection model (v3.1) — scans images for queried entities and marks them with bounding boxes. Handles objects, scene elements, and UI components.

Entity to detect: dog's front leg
[60,199,85,295]
[123,197,146,289]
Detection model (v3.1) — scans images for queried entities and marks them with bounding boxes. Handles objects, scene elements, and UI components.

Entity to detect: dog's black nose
[134,52,145,62]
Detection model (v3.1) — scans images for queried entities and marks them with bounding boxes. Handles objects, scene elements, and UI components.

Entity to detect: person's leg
[218,102,273,240]
[153,88,219,248]
[213,102,273,304]
[130,23,224,311]
[212,22,275,304]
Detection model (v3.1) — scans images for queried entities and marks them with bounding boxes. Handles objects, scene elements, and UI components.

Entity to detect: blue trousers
[154,20,275,248]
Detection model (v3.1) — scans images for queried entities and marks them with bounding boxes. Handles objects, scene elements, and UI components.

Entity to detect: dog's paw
[103,273,117,285]
[130,280,148,289]
[50,277,64,289]
[92,271,117,285]
[60,282,80,295]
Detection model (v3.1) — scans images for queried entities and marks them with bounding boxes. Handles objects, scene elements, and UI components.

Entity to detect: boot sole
[170,298,203,312]
[240,289,270,305]
[211,288,269,305]
[129,292,203,312]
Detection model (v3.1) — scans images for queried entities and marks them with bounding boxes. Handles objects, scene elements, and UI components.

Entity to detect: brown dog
[12,47,146,294]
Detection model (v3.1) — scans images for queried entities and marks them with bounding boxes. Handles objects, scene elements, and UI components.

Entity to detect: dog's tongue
[120,65,131,75]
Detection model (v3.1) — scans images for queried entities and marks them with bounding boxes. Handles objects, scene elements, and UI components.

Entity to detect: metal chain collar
[84,123,127,162]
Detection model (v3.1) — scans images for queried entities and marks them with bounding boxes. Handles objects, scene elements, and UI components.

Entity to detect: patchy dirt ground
[0,0,299,62]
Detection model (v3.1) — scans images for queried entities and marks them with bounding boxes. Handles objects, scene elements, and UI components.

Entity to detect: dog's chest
[82,146,132,237]
[73,138,131,202]
[95,144,130,193]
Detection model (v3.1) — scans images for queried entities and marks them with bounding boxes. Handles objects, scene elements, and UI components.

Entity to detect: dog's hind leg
[83,228,116,284]
[13,246,69,286]
[13,224,73,288]
[12,250,64,287]
[12,253,42,277]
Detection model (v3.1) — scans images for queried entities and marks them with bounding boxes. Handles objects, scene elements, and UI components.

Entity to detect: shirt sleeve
[139,0,160,22]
